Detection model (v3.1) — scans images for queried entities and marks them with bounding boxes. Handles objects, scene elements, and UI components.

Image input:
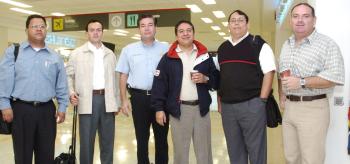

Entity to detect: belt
[12,98,51,107]
[128,87,151,96]
[286,94,326,102]
[180,100,199,106]
[93,89,105,95]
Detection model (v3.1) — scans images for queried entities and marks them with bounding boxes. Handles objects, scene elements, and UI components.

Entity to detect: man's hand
[70,93,79,106]
[279,92,286,110]
[1,108,13,123]
[281,76,301,90]
[156,111,167,126]
[191,72,208,84]
[120,100,131,117]
[56,112,65,124]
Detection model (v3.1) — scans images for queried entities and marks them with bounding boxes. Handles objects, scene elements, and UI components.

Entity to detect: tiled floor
[0,110,285,164]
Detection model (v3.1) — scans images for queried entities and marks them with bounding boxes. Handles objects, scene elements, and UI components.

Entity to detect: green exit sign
[126,14,139,28]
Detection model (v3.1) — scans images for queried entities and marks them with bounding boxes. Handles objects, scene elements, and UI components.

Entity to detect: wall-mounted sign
[45,33,76,48]
[52,14,109,32]
[51,8,190,32]
[109,13,125,29]
[125,9,190,28]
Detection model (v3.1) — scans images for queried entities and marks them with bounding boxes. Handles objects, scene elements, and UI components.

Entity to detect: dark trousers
[79,95,115,164]
[11,100,56,164]
[129,90,169,164]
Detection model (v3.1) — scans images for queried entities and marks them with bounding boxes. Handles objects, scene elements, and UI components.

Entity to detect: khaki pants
[282,98,329,164]
[169,104,213,164]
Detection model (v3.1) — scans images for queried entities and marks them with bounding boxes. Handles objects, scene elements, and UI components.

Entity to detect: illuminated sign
[45,33,76,48]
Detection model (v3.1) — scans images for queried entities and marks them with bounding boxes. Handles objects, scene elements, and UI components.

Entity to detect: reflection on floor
[0,110,285,164]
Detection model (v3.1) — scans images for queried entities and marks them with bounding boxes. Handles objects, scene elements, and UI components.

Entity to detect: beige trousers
[282,98,330,164]
[169,104,213,164]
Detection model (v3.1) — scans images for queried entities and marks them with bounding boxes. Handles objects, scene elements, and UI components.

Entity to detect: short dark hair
[137,14,157,27]
[85,19,104,32]
[26,14,46,29]
[174,20,195,36]
[228,10,249,23]
[291,2,315,17]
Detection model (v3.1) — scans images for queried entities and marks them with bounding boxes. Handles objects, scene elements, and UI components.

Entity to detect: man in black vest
[217,10,276,164]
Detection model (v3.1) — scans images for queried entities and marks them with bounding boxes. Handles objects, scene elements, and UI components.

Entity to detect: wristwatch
[300,78,306,89]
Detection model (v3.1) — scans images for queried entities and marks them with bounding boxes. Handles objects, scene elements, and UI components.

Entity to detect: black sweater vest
[217,35,265,103]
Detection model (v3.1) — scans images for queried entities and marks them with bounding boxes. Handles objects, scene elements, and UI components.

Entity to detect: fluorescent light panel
[51,12,65,16]
[0,0,31,8]
[222,22,228,27]
[10,7,40,15]
[223,36,230,40]
[131,36,141,40]
[185,4,202,13]
[114,29,129,33]
[201,18,213,23]
[211,26,221,31]
[202,0,216,5]
[113,32,127,36]
[213,11,225,18]
[218,32,226,36]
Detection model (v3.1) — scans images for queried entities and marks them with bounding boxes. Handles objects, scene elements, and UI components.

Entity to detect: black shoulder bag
[251,35,282,128]
[0,43,20,135]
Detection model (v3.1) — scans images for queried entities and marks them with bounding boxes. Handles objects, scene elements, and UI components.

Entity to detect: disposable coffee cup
[280,70,290,78]
[190,70,198,79]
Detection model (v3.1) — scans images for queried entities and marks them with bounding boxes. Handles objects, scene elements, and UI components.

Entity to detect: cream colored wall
[0,27,9,58]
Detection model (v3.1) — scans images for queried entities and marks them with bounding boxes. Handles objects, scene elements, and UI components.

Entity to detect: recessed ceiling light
[222,22,228,27]
[201,0,216,5]
[134,34,141,37]
[185,4,202,13]
[114,29,129,33]
[213,11,225,18]
[223,36,230,40]
[201,18,213,23]
[131,36,141,40]
[51,12,65,17]
[10,8,40,15]
[211,26,221,31]
[113,32,127,36]
[0,0,31,8]
[218,32,226,36]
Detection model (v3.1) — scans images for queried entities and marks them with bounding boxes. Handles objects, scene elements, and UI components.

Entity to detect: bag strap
[13,43,20,62]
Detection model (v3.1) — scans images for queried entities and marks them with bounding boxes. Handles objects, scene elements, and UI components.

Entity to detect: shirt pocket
[42,59,58,83]
[130,53,144,69]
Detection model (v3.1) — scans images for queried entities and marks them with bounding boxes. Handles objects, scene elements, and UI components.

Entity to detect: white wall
[312,0,350,164]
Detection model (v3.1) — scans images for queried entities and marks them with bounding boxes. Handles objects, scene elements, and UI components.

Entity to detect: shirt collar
[229,32,249,46]
[175,43,198,54]
[24,40,48,49]
[141,40,157,48]
[288,29,318,46]
[87,41,104,52]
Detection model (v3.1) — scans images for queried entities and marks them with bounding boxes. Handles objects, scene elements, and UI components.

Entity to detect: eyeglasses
[229,18,246,24]
[30,24,47,30]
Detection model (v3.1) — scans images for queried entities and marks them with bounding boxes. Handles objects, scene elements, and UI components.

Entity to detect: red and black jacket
[151,40,219,118]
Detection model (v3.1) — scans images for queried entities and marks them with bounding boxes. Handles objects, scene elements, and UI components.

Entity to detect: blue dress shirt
[116,41,169,90]
[0,41,69,112]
